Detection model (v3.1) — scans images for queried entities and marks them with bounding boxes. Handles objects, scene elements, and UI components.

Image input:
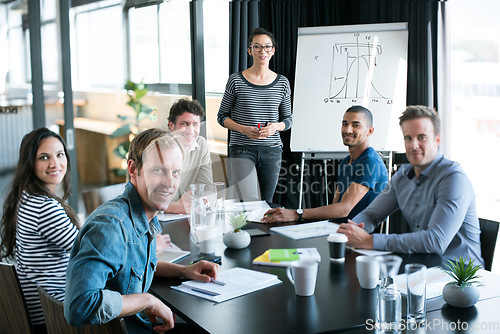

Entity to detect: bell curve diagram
[325,32,390,103]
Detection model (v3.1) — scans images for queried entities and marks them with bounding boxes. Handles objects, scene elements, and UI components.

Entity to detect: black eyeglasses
[251,45,274,52]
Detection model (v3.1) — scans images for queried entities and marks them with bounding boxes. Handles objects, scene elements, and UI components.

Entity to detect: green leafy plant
[110,80,157,176]
[228,211,249,233]
[441,257,482,289]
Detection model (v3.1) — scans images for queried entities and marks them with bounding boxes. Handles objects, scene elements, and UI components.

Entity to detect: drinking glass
[405,264,426,324]
[376,255,402,333]
[214,181,225,213]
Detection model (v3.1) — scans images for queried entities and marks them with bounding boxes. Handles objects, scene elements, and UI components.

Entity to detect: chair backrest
[0,262,33,334]
[37,285,127,334]
[479,218,500,271]
[82,183,126,215]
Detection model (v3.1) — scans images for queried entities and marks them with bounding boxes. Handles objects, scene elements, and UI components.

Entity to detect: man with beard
[263,106,388,223]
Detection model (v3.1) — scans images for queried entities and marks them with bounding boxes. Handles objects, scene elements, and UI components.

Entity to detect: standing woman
[217,27,292,202]
[0,128,79,333]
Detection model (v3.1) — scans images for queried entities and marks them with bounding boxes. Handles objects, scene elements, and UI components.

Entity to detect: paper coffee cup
[327,233,348,261]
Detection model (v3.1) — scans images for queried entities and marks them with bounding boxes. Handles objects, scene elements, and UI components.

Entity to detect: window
[449,0,500,221]
[203,0,229,94]
[72,1,123,89]
[129,4,160,83]
[159,1,191,84]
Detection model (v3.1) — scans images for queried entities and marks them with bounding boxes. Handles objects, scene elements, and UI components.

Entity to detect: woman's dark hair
[247,27,277,49]
[0,127,79,259]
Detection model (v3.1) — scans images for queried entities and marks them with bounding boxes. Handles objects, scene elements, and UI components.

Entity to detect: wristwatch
[296,209,303,222]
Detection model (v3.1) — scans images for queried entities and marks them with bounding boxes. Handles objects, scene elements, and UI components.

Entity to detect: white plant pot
[223,230,251,249]
[442,283,480,308]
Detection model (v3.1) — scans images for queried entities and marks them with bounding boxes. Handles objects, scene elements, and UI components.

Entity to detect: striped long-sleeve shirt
[217,72,293,147]
[15,191,78,325]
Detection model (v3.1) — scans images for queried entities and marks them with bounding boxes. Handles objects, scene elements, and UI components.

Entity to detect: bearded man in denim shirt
[65,129,219,333]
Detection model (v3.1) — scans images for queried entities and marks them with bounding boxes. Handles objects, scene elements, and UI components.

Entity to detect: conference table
[150,215,500,334]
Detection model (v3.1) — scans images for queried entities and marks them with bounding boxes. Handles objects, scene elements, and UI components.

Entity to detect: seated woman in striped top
[217,27,293,202]
[0,127,80,334]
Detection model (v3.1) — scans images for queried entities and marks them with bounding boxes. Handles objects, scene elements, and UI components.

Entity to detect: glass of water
[405,263,426,324]
[214,181,225,213]
[377,287,401,333]
[376,255,402,333]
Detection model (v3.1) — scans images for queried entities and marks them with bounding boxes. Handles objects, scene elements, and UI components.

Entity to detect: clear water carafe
[376,255,402,333]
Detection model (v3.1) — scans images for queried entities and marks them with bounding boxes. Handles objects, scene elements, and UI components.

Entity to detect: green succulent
[228,211,249,232]
[441,256,482,289]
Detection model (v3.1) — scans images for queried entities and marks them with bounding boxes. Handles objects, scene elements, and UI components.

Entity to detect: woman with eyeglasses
[0,128,80,333]
[217,27,292,202]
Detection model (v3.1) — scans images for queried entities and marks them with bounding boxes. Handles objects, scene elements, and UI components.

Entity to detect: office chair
[479,218,500,271]
[37,285,128,334]
[0,262,34,334]
[82,183,126,215]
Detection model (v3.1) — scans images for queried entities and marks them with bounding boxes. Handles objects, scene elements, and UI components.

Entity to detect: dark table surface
[150,217,500,334]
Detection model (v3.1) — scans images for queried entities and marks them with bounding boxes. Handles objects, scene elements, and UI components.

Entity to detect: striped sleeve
[37,198,78,252]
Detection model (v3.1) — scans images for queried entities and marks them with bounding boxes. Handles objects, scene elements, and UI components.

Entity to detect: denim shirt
[65,182,161,333]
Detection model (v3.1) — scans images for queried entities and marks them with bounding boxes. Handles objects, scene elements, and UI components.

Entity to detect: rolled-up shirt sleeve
[65,216,126,326]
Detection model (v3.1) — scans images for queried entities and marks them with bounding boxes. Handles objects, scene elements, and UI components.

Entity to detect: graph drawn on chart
[324,33,391,103]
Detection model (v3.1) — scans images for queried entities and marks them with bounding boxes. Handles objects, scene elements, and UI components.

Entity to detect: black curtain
[228,0,443,209]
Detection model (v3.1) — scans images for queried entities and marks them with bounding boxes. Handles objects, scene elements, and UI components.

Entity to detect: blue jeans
[228,146,282,202]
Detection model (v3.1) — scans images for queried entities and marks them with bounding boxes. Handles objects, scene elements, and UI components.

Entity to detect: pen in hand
[210,278,226,286]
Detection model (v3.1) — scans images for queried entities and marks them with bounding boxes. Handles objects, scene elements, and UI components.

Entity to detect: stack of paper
[171,267,281,303]
[156,243,190,263]
[224,200,271,212]
[253,248,321,267]
[270,221,340,240]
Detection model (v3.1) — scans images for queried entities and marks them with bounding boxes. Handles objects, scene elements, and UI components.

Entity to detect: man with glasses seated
[65,129,218,333]
[338,106,483,265]
[263,106,388,224]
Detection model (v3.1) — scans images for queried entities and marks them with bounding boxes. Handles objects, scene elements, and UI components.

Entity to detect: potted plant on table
[441,256,482,308]
[223,211,251,249]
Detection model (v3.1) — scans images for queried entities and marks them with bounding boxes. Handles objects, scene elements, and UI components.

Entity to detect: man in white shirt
[165,99,215,214]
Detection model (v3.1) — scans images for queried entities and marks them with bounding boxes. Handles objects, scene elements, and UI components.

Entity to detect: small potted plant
[441,256,482,308]
[223,211,251,249]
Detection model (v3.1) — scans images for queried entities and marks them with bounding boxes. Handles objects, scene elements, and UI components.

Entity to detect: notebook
[171,267,282,303]
[253,248,321,267]
[156,242,190,263]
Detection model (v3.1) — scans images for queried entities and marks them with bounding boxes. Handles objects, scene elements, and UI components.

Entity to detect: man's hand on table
[261,208,298,223]
[337,220,373,249]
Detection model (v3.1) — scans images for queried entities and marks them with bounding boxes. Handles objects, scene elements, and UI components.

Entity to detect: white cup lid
[327,233,348,243]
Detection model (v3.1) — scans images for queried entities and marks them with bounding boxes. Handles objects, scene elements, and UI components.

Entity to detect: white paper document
[224,200,271,212]
[171,267,282,303]
[156,212,189,222]
[348,247,392,256]
[246,208,272,223]
[156,242,190,263]
[270,221,340,240]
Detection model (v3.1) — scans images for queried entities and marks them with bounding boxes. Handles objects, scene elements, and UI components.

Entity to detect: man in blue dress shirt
[338,105,483,265]
[263,106,388,224]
